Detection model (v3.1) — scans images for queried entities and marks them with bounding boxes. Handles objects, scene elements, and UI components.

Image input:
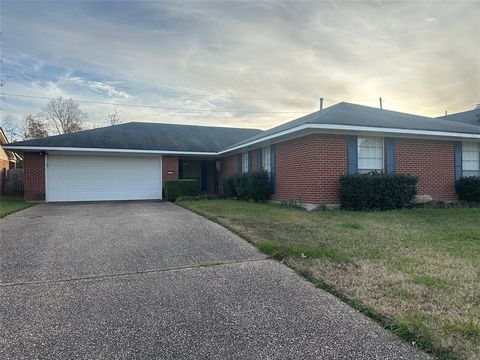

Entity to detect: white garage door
[46,154,162,202]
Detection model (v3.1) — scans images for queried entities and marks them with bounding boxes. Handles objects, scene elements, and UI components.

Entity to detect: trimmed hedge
[340,173,418,210]
[164,179,200,202]
[223,176,237,198]
[235,173,251,200]
[457,176,480,202]
[223,171,271,202]
[249,171,271,201]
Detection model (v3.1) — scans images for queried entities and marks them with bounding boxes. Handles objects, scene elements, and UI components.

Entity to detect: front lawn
[179,199,480,360]
[0,195,36,218]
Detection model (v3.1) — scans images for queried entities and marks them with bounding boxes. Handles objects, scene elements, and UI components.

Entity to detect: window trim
[242,151,249,173]
[462,141,480,177]
[262,145,271,173]
[357,136,385,173]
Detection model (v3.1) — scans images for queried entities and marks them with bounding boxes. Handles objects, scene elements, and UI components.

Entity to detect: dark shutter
[237,154,242,175]
[248,151,253,173]
[256,148,262,171]
[454,142,462,181]
[385,138,395,174]
[270,144,276,193]
[347,135,358,175]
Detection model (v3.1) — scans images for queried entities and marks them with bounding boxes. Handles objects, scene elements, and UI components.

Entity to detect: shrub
[279,200,305,210]
[234,173,250,200]
[164,179,200,202]
[249,171,271,201]
[176,194,220,202]
[340,173,418,210]
[223,176,237,198]
[457,176,480,202]
[223,171,271,201]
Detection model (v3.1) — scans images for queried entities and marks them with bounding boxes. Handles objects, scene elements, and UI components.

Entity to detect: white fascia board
[218,124,480,154]
[1,146,217,156]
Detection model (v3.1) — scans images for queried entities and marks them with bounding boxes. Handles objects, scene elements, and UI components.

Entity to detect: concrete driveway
[1,202,428,359]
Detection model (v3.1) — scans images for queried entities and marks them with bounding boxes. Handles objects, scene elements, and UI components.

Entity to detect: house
[439,104,480,126]
[3,102,480,205]
[0,127,22,171]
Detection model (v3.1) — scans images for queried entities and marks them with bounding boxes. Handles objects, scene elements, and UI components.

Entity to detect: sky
[1,0,479,133]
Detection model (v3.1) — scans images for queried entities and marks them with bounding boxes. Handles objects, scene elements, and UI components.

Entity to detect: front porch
[162,156,218,195]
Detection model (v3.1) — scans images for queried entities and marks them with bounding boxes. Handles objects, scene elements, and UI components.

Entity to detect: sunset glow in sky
[1,1,479,130]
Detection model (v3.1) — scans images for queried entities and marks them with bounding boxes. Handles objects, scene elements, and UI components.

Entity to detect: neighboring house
[438,104,480,126]
[2,102,480,205]
[0,127,22,171]
[0,127,22,194]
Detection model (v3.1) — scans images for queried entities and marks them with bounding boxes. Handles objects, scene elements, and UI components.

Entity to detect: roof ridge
[438,108,479,118]
[126,121,262,131]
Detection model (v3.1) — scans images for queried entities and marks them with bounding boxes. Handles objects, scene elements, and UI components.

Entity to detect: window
[462,142,480,177]
[358,137,384,173]
[262,146,271,173]
[242,152,249,173]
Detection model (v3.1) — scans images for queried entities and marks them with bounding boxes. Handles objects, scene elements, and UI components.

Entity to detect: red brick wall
[0,159,8,171]
[162,156,179,180]
[213,135,461,203]
[395,139,457,200]
[219,154,239,194]
[24,152,45,201]
[271,134,348,204]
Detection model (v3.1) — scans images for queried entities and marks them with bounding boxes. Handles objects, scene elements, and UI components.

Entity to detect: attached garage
[46,154,162,202]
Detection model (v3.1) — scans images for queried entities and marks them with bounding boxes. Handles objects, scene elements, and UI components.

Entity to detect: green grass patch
[341,221,362,230]
[445,320,480,340]
[178,199,480,359]
[257,241,278,255]
[0,195,36,218]
[412,274,448,290]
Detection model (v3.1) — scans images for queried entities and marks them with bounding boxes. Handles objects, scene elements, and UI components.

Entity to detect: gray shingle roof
[439,109,480,126]
[6,103,479,154]
[7,122,262,153]
[225,102,480,150]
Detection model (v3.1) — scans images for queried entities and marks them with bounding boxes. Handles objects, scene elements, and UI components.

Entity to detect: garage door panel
[47,155,162,202]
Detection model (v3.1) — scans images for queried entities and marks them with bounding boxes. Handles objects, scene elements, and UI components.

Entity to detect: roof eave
[217,124,480,155]
[1,146,218,156]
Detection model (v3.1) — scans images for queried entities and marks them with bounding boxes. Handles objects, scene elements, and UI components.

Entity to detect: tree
[23,114,48,139]
[42,97,87,134]
[106,107,121,125]
[0,113,23,141]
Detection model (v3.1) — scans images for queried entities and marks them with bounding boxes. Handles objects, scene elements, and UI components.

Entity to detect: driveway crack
[0,258,268,288]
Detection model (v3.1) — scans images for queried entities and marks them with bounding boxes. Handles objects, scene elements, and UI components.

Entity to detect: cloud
[61,77,131,98]
[1,0,479,130]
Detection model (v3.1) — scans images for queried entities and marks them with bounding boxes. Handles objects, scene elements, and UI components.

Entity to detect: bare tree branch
[106,107,121,125]
[41,97,88,134]
[0,113,23,141]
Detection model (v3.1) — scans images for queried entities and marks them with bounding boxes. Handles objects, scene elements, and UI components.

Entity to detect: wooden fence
[1,168,24,195]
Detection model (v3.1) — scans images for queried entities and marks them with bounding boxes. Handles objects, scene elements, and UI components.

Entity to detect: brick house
[3,102,480,205]
[0,127,22,194]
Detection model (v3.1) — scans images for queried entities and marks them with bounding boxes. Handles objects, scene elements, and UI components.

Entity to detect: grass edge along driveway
[178,199,480,360]
[0,195,36,218]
